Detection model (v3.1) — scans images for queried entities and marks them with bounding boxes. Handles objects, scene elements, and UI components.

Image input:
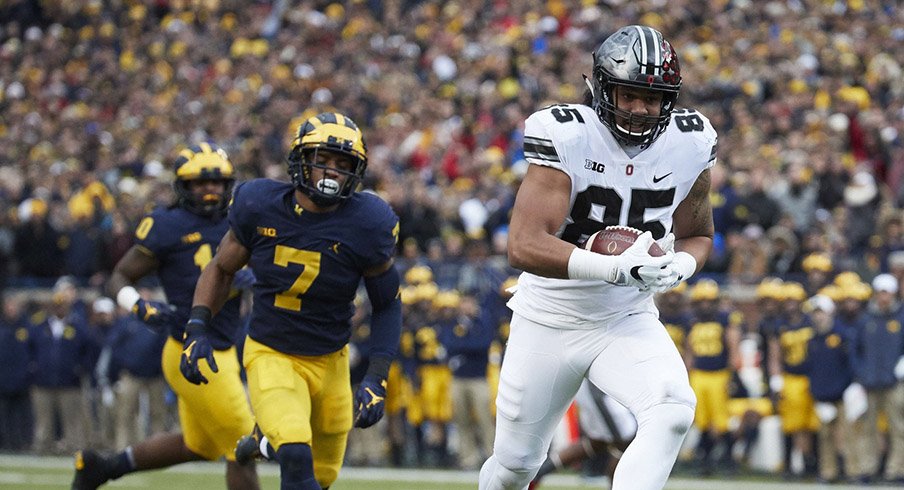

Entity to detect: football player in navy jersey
[181,112,402,490]
[480,26,715,490]
[71,143,259,489]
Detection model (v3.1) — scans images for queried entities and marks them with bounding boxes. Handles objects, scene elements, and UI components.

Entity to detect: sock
[111,447,135,479]
[698,432,714,461]
[718,433,735,463]
[783,435,793,473]
[277,443,320,490]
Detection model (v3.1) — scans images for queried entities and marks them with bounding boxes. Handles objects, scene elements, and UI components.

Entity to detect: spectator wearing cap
[803,295,860,483]
[0,294,33,451]
[801,253,834,296]
[82,296,117,448]
[28,289,93,455]
[848,273,904,482]
[94,299,167,450]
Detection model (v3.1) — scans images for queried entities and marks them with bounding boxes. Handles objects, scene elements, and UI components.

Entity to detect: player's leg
[479,314,584,490]
[309,347,353,488]
[244,337,319,490]
[587,312,696,490]
[74,339,259,490]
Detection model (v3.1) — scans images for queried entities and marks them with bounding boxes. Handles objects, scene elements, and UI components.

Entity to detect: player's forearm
[107,270,132,299]
[192,261,235,317]
[508,233,574,279]
[363,265,402,377]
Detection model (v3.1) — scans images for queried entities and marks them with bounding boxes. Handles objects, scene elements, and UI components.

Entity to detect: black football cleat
[71,450,114,490]
[235,424,268,465]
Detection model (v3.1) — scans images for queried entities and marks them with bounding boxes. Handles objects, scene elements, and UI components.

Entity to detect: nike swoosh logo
[653,172,672,183]
[630,266,643,282]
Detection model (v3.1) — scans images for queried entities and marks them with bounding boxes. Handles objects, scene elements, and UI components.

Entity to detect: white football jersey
[508,103,717,329]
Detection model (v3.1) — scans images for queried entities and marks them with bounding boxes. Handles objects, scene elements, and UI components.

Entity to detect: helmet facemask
[590,25,682,149]
[173,143,236,217]
[288,146,366,207]
[287,113,367,207]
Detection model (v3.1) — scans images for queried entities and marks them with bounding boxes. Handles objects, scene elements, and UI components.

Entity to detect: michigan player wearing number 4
[72,144,259,489]
[181,112,402,490]
[479,26,717,490]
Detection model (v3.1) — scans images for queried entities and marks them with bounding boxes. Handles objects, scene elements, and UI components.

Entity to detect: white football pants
[478,312,696,490]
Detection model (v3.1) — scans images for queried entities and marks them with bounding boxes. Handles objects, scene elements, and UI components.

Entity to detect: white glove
[568,231,672,289]
[657,233,676,254]
[815,402,837,424]
[635,250,696,294]
[895,356,904,381]
[769,374,784,393]
[843,382,868,422]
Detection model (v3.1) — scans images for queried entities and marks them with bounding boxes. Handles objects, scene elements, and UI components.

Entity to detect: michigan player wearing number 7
[180,112,402,490]
[72,143,260,489]
[479,26,717,490]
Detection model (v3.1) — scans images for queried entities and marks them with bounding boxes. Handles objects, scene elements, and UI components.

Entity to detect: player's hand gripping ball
[584,226,665,257]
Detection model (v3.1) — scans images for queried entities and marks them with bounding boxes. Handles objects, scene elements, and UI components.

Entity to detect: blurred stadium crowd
[0,0,903,484]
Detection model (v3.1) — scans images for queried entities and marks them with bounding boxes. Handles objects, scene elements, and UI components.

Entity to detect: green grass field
[0,455,878,489]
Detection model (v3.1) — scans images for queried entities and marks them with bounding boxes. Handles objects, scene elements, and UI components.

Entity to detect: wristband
[673,251,697,280]
[188,305,212,326]
[116,286,141,310]
[567,247,617,282]
[365,356,392,380]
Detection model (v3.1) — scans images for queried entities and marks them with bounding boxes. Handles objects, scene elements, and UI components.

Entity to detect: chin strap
[582,74,594,96]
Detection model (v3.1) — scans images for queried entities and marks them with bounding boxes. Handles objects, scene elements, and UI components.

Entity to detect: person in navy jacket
[847,274,904,483]
[803,295,860,483]
[0,294,33,451]
[29,290,93,454]
[440,291,496,470]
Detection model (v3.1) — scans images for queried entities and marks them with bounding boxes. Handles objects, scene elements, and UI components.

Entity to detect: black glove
[132,298,177,330]
[180,319,218,385]
[353,374,387,428]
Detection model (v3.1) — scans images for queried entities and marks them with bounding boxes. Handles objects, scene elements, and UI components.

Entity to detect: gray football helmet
[590,25,682,148]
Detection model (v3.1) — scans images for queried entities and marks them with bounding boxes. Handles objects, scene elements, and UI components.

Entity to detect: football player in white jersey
[479,25,716,490]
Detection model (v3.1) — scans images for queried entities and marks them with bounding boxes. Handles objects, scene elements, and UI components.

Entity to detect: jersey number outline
[673,109,704,133]
[560,185,676,245]
[548,104,585,124]
[273,245,321,311]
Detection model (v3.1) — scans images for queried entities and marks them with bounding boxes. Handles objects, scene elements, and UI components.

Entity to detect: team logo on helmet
[287,112,367,207]
[172,142,235,216]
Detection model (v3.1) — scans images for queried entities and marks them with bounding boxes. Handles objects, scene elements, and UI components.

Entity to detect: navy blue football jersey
[229,179,399,356]
[134,206,242,350]
[688,310,741,371]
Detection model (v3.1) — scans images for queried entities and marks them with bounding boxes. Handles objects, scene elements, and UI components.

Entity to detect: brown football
[584,226,665,256]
